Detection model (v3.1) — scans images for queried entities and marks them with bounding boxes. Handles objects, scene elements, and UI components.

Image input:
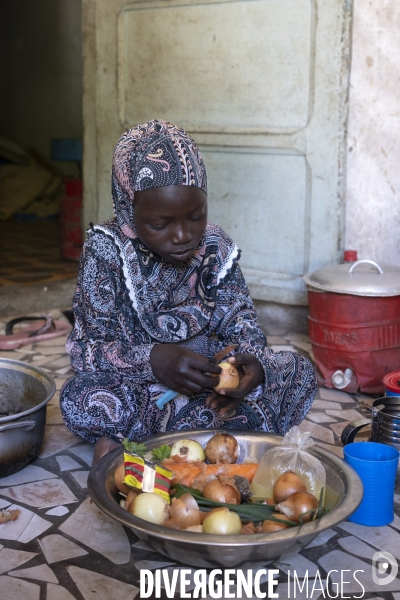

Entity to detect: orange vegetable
[161,461,258,488]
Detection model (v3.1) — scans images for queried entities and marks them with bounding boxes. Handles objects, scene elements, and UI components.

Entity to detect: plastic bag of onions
[250,426,326,500]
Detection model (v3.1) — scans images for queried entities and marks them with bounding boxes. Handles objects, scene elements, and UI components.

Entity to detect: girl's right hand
[150,344,221,397]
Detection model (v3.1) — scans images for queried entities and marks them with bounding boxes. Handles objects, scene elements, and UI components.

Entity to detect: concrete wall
[345,0,400,267]
[0,0,82,175]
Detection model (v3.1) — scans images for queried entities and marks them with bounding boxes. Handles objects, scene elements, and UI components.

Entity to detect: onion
[170,493,202,528]
[205,432,239,464]
[261,513,292,532]
[202,507,242,535]
[170,439,205,463]
[273,471,307,503]
[213,362,240,392]
[276,492,319,523]
[114,461,131,495]
[203,477,241,504]
[131,492,170,525]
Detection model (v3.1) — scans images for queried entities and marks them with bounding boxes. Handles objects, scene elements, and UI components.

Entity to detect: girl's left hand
[205,353,264,417]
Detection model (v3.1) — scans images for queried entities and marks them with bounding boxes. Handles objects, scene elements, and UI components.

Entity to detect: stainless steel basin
[88,429,363,568]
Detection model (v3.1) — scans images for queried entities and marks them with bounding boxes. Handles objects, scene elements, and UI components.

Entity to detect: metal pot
[341,396,400,452]
[0,358,55,477]
[303,259,400,394]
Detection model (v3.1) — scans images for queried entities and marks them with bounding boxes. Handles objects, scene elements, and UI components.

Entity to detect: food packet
[250,426,326,500]
[123,452,172,503]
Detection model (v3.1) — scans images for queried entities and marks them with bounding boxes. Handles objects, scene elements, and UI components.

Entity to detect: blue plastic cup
[344,442,399,526]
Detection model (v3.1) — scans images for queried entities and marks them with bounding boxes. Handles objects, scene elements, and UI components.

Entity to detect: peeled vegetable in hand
[276,491,319,523]
[170,439,205,463]
[273,471,307,503]
[130,492,170,524]
[213,362,240,391]
[205,432,239,464]
[202,507,242,535]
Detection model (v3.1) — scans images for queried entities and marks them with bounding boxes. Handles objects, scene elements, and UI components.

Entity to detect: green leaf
[122,438,147,458]
[151,444,171,462]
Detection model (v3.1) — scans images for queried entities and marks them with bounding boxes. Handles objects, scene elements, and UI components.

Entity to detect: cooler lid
[383,371,400,394]
[303,259,400,297]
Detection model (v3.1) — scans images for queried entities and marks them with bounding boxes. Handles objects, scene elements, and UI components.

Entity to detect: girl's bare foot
[92,436,121,465]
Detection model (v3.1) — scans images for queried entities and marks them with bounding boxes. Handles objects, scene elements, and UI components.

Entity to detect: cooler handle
[348,259,384,275]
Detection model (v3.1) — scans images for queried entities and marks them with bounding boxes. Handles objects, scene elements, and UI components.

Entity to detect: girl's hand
[205,353,264,417]
[150,344,221,397]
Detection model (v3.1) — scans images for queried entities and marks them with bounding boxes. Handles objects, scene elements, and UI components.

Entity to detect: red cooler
[60,178,83,261]
[303,259,400,394]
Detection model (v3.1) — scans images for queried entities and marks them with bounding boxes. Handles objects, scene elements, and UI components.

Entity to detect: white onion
[202,507,242,535]
[170,439,205,462]
[131,492,170,525]
[213,362,240,392]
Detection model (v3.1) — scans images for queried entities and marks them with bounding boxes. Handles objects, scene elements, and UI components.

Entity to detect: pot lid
[303,259,400,297]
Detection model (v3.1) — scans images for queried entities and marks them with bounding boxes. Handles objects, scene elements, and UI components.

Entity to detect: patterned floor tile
[39,534,88,564]
[67,566,139,600]
[0,575,40,600]
[9,563,59,584]
[46,583,77,600]
[0,479,78,509]
[59,498,131,564]
[0,548,37,574]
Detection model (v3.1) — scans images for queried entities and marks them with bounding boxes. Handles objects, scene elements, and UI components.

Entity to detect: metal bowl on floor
[88,430,363,568]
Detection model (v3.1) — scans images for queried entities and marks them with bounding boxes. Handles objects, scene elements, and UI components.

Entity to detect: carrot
[161,461,258,488]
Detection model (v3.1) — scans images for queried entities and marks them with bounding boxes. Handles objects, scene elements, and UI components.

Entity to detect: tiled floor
[0,311,399,599]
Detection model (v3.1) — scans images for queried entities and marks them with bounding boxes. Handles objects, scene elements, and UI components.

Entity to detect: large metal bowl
[88,429,363,568]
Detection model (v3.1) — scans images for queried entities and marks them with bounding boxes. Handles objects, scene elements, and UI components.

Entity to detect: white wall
[345,0,400,267]
[0,0,82,175]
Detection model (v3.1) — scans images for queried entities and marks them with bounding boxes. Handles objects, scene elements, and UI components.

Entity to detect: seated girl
[60,119,317,462]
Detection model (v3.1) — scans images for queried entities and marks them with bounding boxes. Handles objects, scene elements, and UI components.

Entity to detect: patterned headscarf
[111,119,207,239]
[93,119,239,342]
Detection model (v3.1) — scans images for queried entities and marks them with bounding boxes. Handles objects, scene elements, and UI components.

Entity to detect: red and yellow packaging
[123,453,172,503]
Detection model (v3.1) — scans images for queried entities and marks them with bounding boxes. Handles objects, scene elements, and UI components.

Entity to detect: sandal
[0,315,72,350]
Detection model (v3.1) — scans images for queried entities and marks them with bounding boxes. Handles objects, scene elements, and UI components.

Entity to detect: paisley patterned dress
[60,120,317,443]
[60,220,317,444]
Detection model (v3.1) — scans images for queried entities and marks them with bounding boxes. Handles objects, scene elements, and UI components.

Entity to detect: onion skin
[261,514,292,532]
[276,492,319,523]
[170,439,205,463]
[203,478,241,504]
[273,471,307,504]
[205,433,239,464]
[170,493,202,528]
[213,362,240,392]
[202,507,242,535]
[114,462,131,495]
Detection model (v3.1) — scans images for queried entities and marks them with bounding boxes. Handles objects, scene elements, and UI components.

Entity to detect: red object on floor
[308,290,400,394]
[60,178,83,261]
